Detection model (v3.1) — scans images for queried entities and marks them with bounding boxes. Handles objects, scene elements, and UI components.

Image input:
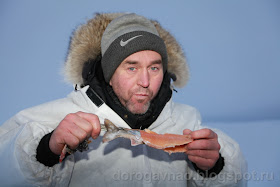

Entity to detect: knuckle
[183,129,191,135]
[84,125,93,138]
[92,117,101,130]
[80,131,88,140]
[74,111,87,116]
[205,129,212,137]
[73,138,79,145]
[91,114,99,120]
[214,132,218,139]
[84,124,93,134]
[65,113,76,121]
[91,115,100,125]
[216,142,221,150]
[58,120,67,127]
[58,120,71,130]
[68,138,79,148]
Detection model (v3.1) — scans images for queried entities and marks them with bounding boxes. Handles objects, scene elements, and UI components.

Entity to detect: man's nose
[138,69,150,88]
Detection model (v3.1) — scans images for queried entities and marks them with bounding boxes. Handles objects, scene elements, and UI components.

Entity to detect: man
[0,13,247,186]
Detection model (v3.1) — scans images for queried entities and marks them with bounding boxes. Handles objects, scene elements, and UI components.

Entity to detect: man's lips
[133,93,149,100]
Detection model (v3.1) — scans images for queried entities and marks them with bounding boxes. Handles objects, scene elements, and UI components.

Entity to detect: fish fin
[104,119,119,132]
[130,138,143,146]
[102,119,119,143]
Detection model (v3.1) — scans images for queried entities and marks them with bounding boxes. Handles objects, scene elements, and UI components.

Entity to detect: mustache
[132,88,152,96]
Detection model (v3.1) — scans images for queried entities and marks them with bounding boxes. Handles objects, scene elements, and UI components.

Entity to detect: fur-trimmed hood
[64,13,189,88]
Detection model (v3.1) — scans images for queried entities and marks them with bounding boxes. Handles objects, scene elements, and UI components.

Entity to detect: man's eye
[150,67,159,71]
[128,67,136,71]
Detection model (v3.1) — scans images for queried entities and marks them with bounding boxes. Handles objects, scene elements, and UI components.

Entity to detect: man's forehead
[121,50,162,64]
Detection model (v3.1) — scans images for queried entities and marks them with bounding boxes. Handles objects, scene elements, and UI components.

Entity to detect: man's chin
[127,102,150,115]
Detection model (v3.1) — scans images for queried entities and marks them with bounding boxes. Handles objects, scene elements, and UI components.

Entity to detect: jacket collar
[70,85,174,130]
[68,86,128,128]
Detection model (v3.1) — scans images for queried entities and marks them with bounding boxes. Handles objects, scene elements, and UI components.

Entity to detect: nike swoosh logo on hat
[120,35,143,47]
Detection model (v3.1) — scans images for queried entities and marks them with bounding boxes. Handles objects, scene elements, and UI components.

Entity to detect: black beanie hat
[101,13,168,83]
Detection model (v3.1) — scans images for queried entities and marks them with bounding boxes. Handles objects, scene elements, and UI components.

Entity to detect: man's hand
[183,128,220,171]
[49,112,101,155]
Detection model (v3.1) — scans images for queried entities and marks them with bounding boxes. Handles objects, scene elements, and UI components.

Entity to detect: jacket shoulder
[172,102,201,118]
[169,101,202,130]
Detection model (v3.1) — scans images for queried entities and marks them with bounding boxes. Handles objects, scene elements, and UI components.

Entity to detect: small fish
[102,119,143,146]
[60,119,193,162]
[103,119,193,154]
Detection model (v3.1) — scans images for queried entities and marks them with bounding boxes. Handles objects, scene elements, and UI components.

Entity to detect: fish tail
[102,119,120,143]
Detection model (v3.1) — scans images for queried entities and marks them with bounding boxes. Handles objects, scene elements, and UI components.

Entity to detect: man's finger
[183,129,192,135]
[186,149,220,161]
[75,112,101,139]
[191,129,217,140]
[186,139,220,150]
[63,113,92,140]
[187,155,217,171]
[63,133,80,150]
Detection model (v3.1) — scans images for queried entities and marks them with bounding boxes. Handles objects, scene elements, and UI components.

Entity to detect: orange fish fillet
[103,119,193,154]
[60,119,193,162]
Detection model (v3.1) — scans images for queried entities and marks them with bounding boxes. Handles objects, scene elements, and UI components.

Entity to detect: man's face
[110,50,164,114]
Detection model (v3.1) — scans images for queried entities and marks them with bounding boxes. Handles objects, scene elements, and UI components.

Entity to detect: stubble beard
[119,89,153,115]
[126,99,151,114]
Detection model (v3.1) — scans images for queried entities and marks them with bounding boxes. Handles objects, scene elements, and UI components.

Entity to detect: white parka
[0,86,247,186]
[0,13,247,186]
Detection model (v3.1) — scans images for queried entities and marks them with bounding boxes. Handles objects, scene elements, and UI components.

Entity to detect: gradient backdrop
[0,0,279,186]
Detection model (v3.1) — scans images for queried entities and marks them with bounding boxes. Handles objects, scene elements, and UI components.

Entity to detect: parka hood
[64,13,189,88]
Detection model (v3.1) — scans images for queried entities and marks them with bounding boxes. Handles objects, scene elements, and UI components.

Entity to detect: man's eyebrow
[124,59,162,65]
[124,61,138,65]
[151,59,162,65]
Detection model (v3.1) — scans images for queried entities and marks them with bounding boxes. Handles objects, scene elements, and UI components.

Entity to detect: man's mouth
[134,93,149,100]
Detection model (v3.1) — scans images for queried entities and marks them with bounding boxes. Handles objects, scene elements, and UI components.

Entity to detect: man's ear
[109,80,112,86]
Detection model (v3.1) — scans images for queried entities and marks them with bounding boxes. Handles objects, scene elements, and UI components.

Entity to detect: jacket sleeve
[187,109,248,187]
[0,113,75,186]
